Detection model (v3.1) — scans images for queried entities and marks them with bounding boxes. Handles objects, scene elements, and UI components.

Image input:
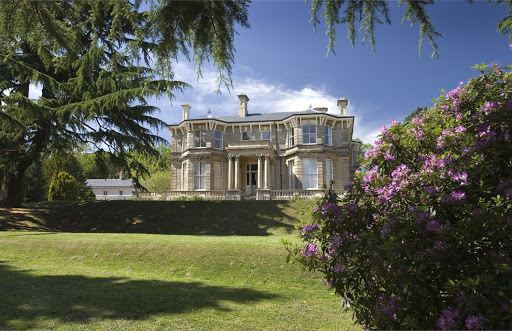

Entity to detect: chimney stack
[237,94,249,117]
[181,104,191,121]
[337,98,348,116]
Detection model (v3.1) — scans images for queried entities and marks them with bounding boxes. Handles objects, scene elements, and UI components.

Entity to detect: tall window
[288,159,295,189]
[213,162,223,190]
[181,162,187,190]
[324,126,332,146]
[325,159,333,185]
[302,125,317,144]
[288,129,295,147]
[260,130,271,140]
[303,158,318,189]
[194,129,207,147]
[214,130,223,149]
[194,162,206,190]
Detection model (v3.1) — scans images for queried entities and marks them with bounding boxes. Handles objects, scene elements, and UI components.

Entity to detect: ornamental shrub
[292,65,512,330]
[48,171,80,201]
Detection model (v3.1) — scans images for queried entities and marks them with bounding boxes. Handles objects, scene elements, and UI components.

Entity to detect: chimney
[313,106,328,113]
[181,104,191,121]
[237,94,249,117]
[337,97,349,116]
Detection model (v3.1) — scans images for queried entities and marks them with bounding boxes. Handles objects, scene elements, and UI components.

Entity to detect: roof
[86,179,134,188]
[168,109,353,126]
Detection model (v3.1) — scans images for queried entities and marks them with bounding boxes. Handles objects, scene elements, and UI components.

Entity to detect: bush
[48,171,80,201]
[292,65,512,330]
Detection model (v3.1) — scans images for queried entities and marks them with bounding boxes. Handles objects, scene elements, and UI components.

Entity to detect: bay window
[302,125,317,144]
[325,159,333,184]
[302,158,318,189]
[214,130,223,149]
[194,162,206,190]
[324,126,332,146]
[194,129,207,148]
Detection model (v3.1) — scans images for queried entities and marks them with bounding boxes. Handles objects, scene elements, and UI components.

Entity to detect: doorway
[246,163,258,195]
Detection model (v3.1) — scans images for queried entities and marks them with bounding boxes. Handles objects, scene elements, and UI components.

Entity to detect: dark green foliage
[23,160,45,203]
[0,0,249,206]
[48,172,80,201]
[309,0,512,55]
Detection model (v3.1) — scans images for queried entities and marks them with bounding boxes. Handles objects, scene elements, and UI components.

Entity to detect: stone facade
[167,95,360,199]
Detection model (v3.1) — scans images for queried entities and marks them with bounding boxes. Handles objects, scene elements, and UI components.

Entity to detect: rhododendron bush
[292,65,512,330]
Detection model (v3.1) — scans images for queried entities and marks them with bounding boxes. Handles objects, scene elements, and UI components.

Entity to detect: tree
[0,0,249,207]
[48,171,80,201]
[292,65,512,329]
[308,0,512,56]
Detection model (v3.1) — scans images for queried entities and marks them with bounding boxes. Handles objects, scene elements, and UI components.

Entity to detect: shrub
[48,171,80,201]
[291,65,512,330]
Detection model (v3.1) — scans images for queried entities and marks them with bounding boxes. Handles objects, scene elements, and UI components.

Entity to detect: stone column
[257,155,262,189]
[264,155,270,189]
[228,155,233,189]
[234,155,240,189]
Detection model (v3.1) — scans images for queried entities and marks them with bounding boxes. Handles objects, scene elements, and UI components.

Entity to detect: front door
[246,164,258,195]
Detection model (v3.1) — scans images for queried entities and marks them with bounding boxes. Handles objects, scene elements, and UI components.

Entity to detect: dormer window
[260,130,271,140]
[324,126,332,146]
[302,125,317,144]
[194,129,207,148]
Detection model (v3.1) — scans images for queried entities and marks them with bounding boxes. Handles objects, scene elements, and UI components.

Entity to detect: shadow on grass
[0,262,277,329]
[0,200,311,236]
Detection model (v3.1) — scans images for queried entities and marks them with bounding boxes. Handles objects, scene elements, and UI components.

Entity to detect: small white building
[86,179,134,200]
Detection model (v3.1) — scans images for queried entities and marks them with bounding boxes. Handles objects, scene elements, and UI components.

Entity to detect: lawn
[0,201,359,330]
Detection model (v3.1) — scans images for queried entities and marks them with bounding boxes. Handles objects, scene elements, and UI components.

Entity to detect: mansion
[163,95,360,200]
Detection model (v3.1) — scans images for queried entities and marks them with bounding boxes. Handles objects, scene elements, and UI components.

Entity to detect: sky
[30,1,512,144]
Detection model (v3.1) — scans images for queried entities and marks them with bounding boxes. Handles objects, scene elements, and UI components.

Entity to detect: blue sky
[28,1,510,143]
[150,0,511,143]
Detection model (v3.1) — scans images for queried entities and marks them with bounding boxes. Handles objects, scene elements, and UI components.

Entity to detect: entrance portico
[226,153,272,196]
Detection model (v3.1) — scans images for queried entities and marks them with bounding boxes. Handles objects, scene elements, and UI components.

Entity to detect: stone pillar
[264,155,270,189]
[234,155,240,189]
[228,156,233,189]
[257,155,262,189]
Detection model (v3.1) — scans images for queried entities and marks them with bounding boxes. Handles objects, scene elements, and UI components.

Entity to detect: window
[303,158,318,189]
[260,130,271,140]
[119,190,124,196]
[103,191,107,196]
[288,129,295,147]
[181,161,187,190]
[302,125,317,144]
[325,159,333,185]
[288,159,295,189]
[324,126,332,146]
[213,162,223,190]
[194,162,206,190]
[194,129,207,147]
[241,130,252,141]
[214,130,223,149]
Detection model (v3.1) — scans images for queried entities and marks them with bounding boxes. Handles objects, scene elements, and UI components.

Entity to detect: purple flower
[301,243,317,257]
[412,127,424,140]
[346,202,358,211]
[377,294,399,321]
[384,150,394,161]
[434,240,445,250]
[332,263,346,273]
[330,233,342,253]
[415,211,430,221]
[454,125,466,133]
[481,101,499,115]
[321,202,340,217]
[465,315,485,330]
[437,306,459,330]
[447,170,468,185]
[301,223,319,236]
[411,115,425,125]
[363,166,379,184]
[425,186,437,195]
[425,220,442,233]
[442,191,466,204]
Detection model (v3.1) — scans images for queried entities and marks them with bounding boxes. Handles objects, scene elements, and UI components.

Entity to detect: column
[264,155,270,189]
[257,155,262,189]
[228,156,233,189]
[234,155,240,189]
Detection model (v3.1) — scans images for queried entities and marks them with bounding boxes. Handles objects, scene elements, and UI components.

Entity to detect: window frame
[194,129,208,148]
[260,130,271,140]
[193,161,206,190]
[302,158,318,189]
[288,159,295,189]
[325,159,333,185]
[302,125,317,145]
[324,126,333,146]
[214,130,223,150]
[288,129,295,147]
[241,130,252,141]
[213,162,223,191]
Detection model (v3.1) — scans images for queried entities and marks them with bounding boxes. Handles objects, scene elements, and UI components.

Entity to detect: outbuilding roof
[86,179,134,188]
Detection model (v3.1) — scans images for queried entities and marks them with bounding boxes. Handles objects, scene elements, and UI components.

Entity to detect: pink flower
[301,243,317,257]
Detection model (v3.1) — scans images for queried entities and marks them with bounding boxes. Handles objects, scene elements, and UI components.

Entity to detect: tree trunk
[0,170,25,207]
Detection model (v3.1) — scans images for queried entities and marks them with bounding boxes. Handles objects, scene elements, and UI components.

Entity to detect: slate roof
[86,179,134,188]
[168,109,353,126]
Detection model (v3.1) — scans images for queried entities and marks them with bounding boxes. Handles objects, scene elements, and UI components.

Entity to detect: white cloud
[29,83,42,100]
[152,62,385,144]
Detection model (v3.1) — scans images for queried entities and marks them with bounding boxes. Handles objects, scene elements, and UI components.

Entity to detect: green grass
[0,201,359,330]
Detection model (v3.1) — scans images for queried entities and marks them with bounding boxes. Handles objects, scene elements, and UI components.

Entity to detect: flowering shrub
[292,65,512,330]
